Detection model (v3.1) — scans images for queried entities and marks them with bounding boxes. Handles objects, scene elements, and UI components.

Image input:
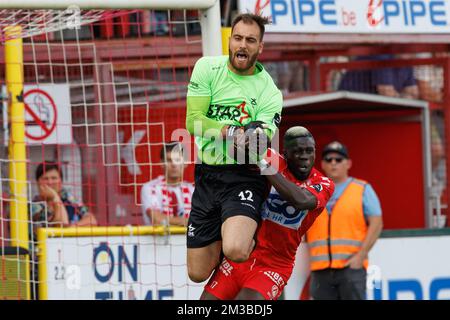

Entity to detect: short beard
[228,49,258,73]
[288,163,309,181]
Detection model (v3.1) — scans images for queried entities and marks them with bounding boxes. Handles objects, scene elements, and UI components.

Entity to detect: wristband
[257,158,270,171]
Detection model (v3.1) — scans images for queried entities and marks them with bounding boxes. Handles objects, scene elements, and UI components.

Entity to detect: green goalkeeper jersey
[186,55,282,165]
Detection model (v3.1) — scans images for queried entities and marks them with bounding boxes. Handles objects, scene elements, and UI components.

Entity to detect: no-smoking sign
[3,84,72,145]
[24,88,58,140]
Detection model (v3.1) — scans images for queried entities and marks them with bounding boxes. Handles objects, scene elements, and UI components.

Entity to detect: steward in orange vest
[306,141,383,300]
[306,178,369,270]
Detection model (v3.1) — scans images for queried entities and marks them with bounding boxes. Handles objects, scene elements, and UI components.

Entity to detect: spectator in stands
[306,141,383,300]
[320,55,349,91]
[140,142,194,226]
[31,161,97,228]
[265,61,307,95]
[413,52,445,103]
[338,54,419,99]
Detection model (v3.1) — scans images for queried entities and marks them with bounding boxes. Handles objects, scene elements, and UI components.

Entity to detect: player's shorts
[204,256,289,300]
[186,163,268,248]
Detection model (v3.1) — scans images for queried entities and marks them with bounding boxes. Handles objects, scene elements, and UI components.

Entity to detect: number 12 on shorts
[239,190,253,202]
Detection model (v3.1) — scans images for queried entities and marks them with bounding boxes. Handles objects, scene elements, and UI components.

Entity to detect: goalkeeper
[185,13,283,283]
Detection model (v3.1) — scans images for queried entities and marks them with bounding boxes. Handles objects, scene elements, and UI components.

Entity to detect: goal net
[0,1,221,300]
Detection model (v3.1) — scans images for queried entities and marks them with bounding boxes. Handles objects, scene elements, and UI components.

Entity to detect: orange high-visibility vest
[306,178,369,271]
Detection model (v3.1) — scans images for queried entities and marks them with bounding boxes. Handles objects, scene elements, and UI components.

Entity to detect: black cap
[322,141,349,159]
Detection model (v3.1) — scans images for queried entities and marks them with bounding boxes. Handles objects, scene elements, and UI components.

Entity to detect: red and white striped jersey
[140,176,194,225]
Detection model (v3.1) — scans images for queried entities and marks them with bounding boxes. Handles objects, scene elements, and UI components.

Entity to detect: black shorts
[187,163,269,248]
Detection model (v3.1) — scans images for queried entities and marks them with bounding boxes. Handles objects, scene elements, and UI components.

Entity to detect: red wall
[281,108,425,229]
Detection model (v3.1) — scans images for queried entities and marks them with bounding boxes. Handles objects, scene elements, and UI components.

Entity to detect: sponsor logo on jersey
[206,101,249,124]
[262,191,307,229]
[219,259,233,276]
[263,271,285,287]
[312,184,323,192]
